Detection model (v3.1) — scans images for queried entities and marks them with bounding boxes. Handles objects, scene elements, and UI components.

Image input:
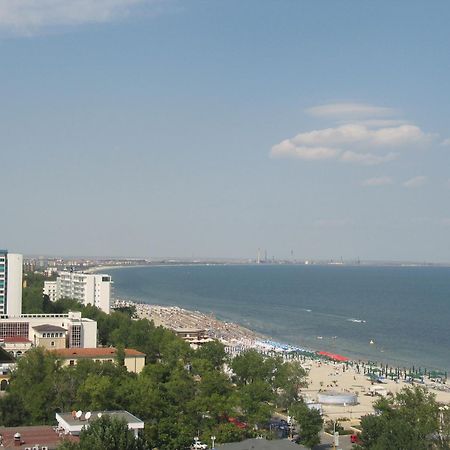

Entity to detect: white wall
[0,312,98,348]
[80,319,97,347]
[94,275,111,314]
[43,281,58,302]
[6,253,22,317]
[56,272,111,314]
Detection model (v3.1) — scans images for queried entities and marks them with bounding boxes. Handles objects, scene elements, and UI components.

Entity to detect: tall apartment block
[56,272,112,314]
[0,251,23,317]
[43,280,58,302]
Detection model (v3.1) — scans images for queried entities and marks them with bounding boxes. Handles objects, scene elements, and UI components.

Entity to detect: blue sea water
[108,264,450,371]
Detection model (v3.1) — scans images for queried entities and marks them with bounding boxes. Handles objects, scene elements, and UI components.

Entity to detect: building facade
[0,311,97,349]
[0,251,23,317]
[43,280,58,302]
[52,347,146,373]
[56,272,112,313]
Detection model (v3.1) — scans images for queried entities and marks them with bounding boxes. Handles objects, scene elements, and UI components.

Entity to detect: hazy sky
[1,0,450,261]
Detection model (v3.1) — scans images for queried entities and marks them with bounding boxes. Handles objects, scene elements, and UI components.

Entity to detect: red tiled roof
[1,336,31,343]
[50,347,146,359]
[0,425,78,449]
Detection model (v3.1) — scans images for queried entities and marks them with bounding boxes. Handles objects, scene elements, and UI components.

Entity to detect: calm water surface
[108,265,450,371]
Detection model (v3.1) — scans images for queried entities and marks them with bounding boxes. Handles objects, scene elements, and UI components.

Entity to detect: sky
[1,0,450,261]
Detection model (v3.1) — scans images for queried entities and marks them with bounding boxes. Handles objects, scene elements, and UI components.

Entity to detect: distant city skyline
[1,1,450,262]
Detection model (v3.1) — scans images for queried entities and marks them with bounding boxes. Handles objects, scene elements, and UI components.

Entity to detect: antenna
[76,410,83,419]
[85,412,91,421]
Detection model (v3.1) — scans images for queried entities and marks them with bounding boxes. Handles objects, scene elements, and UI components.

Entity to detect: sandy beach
[114,299,450,421]
[304,360,450,421]
[116,299,265,348]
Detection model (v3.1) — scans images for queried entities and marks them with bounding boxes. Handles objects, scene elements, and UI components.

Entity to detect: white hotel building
[0,251,23,317]
[0,311,97,349]
[45,271,112,314]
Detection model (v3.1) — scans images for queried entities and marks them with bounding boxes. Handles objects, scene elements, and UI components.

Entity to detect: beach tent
[317,351,349,362]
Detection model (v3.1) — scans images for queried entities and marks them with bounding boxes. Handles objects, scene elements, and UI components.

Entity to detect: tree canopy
[10,274,311,448]
[358,386,448,450]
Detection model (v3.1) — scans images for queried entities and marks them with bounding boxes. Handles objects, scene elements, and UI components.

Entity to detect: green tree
[290,401,323,449]
[22,272,46,313]
[0,393,30,426]
[359,386,439,450]
[193,341,227,371]
[231,350,268,385]
[76,373,118,411]
[273,360,308,408]
[7,347,60,423]
[208,422,247,444]
[58,415,147,450]
[235,379,274,426]
[116,344,126,367]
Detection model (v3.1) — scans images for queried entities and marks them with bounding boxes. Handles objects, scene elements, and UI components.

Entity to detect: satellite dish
[85,412,91,420]
[97,413,102,418]
[76,410,83,419]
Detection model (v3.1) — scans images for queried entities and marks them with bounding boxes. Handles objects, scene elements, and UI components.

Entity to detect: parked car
[351,433,362,444]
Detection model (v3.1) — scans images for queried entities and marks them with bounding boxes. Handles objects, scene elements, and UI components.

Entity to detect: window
[51,341,55,346]
[69,325,81,348]
[0,322,29,339]
[69,360,75,366]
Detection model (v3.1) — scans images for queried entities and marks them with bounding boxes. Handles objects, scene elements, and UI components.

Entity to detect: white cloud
[362,176,394,187]
[340,151,398,165]
[403,175,427,188]
[307,102,395,119]
[0,0,160,34]
[289,124,427,149]
[441,138,450,146]
[271,102,434,166]
[349,119,409,128]
[270,140,339,161]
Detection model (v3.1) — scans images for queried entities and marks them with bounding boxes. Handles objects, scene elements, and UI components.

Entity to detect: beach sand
[115,299,450,421]
[304,360,450,421]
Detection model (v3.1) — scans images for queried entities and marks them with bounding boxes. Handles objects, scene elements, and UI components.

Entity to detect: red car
[351,434,362,444]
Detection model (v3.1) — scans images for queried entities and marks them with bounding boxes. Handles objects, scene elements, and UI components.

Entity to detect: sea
[107,264,450,372]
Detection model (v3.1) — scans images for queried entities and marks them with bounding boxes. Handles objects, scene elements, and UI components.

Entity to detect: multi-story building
[56,271,112,314]
[51,347,146,373]
[0,251,23,317]
[0,311,97,349]
[43,280,58,302]
[0,336,32,358]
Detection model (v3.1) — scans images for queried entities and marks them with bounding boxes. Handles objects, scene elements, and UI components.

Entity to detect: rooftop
[0,425,78,449]
[1,336,32,343]
[55,410,144,436]
[57,410,143,428]
[218,438,307,449]
[50,347,145,359]
[33,324,67,332]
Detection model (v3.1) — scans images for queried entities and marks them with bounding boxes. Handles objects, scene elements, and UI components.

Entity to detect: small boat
[369,339,374,345]
[317,336,323,340]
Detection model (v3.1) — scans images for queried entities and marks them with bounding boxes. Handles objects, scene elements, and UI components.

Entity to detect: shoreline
[114,299,450,420]
[101,263,450,372]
